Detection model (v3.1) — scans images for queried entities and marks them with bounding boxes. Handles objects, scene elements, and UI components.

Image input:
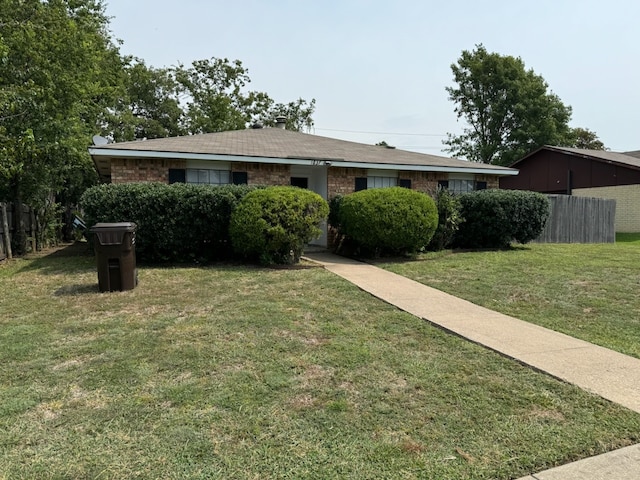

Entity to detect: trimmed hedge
[454,189,550,249]
[80,183,257,262]
[335,187,438,256]
[229,186,329,265]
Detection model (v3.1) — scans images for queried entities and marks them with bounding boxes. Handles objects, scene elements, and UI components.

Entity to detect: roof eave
[88,148,518,176]
[510,145,640,171]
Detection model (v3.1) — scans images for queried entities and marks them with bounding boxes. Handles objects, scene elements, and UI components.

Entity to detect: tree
[173,58,269,134]
[104,58,317,140]
[103,58,185,142]
[257,98,316,132]
[566,127,606,150]
[444,44,573,166]
[0,0,123,251]
[173,58,316,134]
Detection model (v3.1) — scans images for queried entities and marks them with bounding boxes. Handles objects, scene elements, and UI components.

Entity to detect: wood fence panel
[535,195,616,243]
[0,202,36,258]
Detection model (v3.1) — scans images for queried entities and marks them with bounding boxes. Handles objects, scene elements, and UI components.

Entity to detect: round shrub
[337,187,438,256]
[229,186,329,265]
[454,189,550,249]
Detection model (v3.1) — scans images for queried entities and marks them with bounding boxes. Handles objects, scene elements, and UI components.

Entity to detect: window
[367,176,397,189]
[438,179,484,194]
[355,171,399,191]
[186,169,231,185]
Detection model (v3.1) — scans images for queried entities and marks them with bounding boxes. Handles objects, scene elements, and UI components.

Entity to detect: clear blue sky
[104,0,640,155]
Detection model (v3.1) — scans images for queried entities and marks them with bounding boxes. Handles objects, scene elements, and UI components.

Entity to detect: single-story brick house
[89,126,518,245]
[500,145,640,232]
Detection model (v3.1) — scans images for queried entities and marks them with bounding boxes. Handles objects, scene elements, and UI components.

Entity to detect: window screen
[186,169,231,185]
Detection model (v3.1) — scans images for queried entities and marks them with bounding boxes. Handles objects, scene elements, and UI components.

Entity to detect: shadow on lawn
[53,283,100,296]
[17,241,324,279]
[17,241,95,275]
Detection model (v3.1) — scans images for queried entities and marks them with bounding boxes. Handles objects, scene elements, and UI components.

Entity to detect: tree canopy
[567,127,607,150]
[102,57,316,142]
[443,45,573,166]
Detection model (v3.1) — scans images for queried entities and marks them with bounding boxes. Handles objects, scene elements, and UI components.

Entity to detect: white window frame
[367,169,398,189]
[442,173,477,194]
[184,161,232,186]
[447,179,476,194]
[186,168,231,185]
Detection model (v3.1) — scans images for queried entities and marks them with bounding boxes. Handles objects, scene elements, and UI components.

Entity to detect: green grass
[379,237,640,359]
[616,232,640,244]
[1,243,639,479]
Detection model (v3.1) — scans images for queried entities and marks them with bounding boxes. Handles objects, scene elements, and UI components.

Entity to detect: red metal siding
[590,161,618,187]
[500,149,640,193]
[547,152,570,192]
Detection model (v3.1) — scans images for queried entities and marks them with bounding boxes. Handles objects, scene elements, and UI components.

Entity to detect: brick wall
[326,169,500,197]
[398,171,449,193]
[234,162,290,186]
[111,158,187,183]
[476,174,500,189]
[327,167,367,198]
[110,158,504,196]
[574,184,640,232]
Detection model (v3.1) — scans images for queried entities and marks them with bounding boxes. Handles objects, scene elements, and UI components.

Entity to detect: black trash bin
[90,222,137,292]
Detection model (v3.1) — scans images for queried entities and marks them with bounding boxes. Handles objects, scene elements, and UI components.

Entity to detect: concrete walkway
[304,252,640,480]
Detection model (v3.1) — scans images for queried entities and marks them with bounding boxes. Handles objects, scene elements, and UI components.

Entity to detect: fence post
[1,202,12,259]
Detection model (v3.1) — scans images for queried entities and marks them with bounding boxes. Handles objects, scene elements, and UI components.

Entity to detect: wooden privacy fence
[535,195,616,243]
[0,202,36,260]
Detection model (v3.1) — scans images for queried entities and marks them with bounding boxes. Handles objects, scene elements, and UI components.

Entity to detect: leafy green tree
[103,58,185,142]
[173,58,315,134]
[0,0,123,251]
[566,127,606,150]
[257,98,316,132]
[104,58,317,139]
[444,44,573,166]
[173,58,269,133]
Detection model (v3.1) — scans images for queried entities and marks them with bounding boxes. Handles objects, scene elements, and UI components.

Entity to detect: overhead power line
[315,127,446,137]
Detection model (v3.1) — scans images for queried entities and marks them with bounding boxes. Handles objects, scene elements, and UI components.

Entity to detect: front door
[290,177,309,189]
[290,165,328,247]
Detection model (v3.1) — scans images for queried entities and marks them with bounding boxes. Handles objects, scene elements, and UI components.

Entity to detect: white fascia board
[88,148,316,166]
[334,162,518,176]
[88,148,519,176]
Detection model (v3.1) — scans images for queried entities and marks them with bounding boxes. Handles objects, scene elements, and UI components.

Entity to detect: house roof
[89,127,518,181]
[511,145,640,171]
[624,150,640,159]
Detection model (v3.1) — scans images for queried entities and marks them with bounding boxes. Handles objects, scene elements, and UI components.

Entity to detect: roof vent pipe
[275,116,287,129]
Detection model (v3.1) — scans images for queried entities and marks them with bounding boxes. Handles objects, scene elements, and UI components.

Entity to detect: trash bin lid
[90,222,137,245]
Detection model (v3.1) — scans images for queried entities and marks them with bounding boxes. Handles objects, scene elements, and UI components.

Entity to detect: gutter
[88,148,519,177]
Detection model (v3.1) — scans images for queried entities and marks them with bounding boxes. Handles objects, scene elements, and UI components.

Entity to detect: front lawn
[379,236,640,359]
[1,244,639,479]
